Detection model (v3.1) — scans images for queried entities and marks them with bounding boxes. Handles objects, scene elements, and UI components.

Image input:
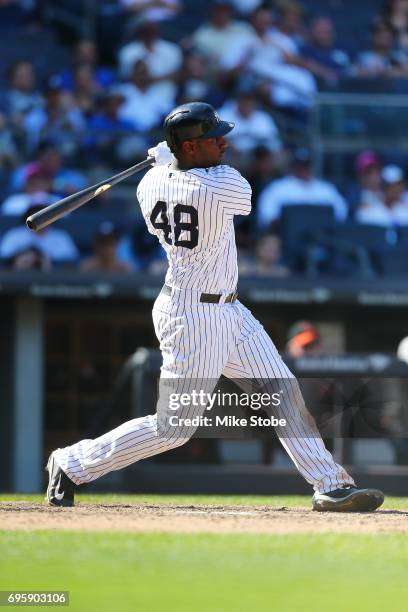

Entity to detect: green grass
[1,495,408,612]
[1,531,407,612]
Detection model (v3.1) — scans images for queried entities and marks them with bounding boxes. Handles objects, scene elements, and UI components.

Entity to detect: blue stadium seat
[0,216,21,239]
[373,248,408,276]
[333,222,398,250]
[333,223,404,276]
[279,204,336,270]
[58,209,138,256]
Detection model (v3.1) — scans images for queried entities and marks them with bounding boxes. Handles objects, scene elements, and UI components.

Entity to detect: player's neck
[173,158,219,171]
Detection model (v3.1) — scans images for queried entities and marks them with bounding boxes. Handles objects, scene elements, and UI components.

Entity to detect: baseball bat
[26,156,154,232]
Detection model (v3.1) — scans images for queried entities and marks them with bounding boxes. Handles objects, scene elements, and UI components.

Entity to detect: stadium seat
[373,247,408,276]
[0,215,21,239]
[58,209,138,256]
[333,222,398,250]
[279,204,336,271]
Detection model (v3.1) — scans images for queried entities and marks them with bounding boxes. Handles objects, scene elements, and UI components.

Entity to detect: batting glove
[148,141,174,166]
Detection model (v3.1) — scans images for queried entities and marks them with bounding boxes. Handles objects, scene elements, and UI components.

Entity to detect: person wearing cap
[80,222,133,273]
[348,150,383,215]
[257,147,348,228]
[286,320,321,358]
[23,76,85,153]
[356,164,408,226]
[1,167,57,216]
[84,86,141,164]
[57,39,116,93]
[217,90,282,157]
[5,60,44,126]
[191,0,255,66]
[118,17,182,80]
[117,60,176,133]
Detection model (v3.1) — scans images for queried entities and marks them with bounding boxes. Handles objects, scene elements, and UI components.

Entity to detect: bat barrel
[26,157,154,232]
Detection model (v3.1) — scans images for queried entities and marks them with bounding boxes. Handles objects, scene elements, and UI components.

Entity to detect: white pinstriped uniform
[55,162,355,493]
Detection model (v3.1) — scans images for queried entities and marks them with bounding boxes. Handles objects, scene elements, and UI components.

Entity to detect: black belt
[161,284,238,303]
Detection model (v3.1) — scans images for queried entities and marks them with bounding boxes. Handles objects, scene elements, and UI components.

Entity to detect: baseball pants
[55,289,355,493]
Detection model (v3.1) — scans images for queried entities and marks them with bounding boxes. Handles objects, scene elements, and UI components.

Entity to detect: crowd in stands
[1,0,408,277]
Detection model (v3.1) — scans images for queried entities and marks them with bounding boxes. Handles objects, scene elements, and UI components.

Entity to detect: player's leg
[47,295,239,504]
[222,301,384,510]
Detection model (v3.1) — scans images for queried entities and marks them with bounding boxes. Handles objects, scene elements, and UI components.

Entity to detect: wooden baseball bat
[26,156,154,232]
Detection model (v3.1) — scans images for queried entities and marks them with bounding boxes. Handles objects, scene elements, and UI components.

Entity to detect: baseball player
[46,102,384,512]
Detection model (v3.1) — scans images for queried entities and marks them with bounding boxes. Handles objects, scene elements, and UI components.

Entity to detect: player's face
[182,136,228,168]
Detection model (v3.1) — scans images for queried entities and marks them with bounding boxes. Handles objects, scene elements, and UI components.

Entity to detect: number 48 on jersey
[150,201,199,249]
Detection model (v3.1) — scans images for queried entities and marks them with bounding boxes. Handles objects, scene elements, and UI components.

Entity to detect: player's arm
[204,166,252,217]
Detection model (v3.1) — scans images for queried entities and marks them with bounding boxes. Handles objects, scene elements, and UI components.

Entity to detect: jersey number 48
[150,201,199,249]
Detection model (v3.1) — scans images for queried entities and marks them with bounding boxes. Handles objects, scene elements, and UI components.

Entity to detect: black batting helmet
[164,102,234,152]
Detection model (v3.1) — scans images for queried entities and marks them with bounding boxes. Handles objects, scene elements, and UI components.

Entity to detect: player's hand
[148,141,174,166]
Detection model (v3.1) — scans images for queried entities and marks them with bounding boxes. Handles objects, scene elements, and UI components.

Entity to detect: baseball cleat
[312,485,384,512]
[46,452,75,507]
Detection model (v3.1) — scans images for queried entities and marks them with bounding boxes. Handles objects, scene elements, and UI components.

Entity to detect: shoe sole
[313,489,384,512]
[45,453,74,507]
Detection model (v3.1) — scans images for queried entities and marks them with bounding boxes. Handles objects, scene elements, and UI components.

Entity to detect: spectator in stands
[10,141,87,196]
[247,144,281,206]
[175,51,225,108]
[117,60,175,132]
[119,0,181,22]
[300,16,351,81]
[0,112,19,170]
[9,247,51,271]
[348,150,383,215]
[191,0,255,67]
[57,39,116,92]
[118,17,182,80]
[84,86,142,164]
[217,90,282,157]
[230,0,262,15]
[118,219,166,270]
[382,0,408,57]
[238,233,289,276]
[355,164,408,225]
[80,222,133,273]
[4,60,43,126]
[71,65,101,118]
[1,165,56,215]
[354,19,408,77]
[285,320,321,358]
[257,147,348,228]
[0,202,79,266]
[23,77,85,153]
[219,6,316,113]
[273,0,306,49]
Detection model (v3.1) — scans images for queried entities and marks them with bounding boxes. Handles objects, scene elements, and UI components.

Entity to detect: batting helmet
[164,102,234,152]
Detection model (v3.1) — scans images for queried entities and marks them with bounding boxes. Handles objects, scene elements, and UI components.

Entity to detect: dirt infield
[1,501,408,534]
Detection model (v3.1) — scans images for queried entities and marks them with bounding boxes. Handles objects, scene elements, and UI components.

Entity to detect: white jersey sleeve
[190,165,252,217]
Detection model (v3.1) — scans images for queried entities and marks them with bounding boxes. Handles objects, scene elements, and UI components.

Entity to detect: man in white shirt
[192,0,255,66]
[117,60,175,131]
[219,6,315,109]
[356,165,408,226]
[118,18,182,79]
[217,91,281,154]
[0,204,79,264]
[257,148,348,228]
[1,166,57,216]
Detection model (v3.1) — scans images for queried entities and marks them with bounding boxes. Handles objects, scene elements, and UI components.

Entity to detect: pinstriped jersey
[137,163,252,293]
